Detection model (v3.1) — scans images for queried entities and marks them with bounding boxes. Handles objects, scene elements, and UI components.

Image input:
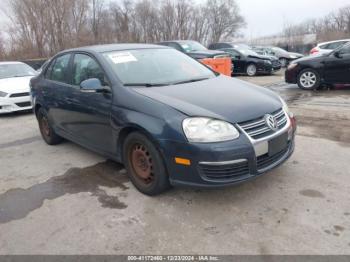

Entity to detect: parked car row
[158,40,299,76]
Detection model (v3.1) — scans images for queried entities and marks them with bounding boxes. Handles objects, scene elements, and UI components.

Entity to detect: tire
[123,132,171,195]
[246,64,257,76]
[297,69,321,90]
[279,58,288,68]
[37,108,63,145]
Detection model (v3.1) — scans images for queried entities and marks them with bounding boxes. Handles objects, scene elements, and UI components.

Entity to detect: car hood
[293,53,327,63]
[188,50,229,58]
[289,52,304,58]
[261,55,279,61]
[247,54,270,60]
[133,75,282,123]
[0,76,33,94]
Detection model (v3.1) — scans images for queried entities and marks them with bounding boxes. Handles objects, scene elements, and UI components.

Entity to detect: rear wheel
[123,132,171,195]
[297,69,321,90]
[37,108,63,145]
[246,64,257,76]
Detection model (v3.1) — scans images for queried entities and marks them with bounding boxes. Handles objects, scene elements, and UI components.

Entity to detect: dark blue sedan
[30,44,296,195]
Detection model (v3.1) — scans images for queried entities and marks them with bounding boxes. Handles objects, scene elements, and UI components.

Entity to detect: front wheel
[246,64,257,76]
[297,69,321,90]
[123,132,171,195]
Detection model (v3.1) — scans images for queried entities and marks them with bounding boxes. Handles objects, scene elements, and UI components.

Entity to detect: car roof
[0,61,26,65]
[159,40,197,44]
[318,39,350,47]
[63,43,169,54]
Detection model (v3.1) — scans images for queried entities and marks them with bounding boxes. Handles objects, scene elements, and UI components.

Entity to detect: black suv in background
[285,43,350,90]
[157,40,229,60]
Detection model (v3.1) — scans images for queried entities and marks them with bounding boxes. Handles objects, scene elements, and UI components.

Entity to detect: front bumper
[285,68,298,84]
[161,116,296,188]
[257,63,273,74]
[0,96,32,114]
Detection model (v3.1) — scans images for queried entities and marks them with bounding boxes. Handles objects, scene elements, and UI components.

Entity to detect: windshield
[0,64,37,79]
[103,48,216,86]
[179,41,208,53]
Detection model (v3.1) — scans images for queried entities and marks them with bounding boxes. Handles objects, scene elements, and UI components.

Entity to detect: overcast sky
[0,0,349,38]
[235,0,350,38]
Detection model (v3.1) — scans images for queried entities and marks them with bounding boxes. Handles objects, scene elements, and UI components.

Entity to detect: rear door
[324,44,350,83]
[42,53,74,132]
[67,53,114,153]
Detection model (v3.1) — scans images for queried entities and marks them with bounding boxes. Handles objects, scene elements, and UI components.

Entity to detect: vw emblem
[265,114,278,131]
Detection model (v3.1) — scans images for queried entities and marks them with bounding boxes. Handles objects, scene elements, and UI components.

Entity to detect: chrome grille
[10,92,30,98]
[238,109,288,140]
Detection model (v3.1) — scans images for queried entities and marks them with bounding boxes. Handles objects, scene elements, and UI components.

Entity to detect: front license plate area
[268,132,288,156]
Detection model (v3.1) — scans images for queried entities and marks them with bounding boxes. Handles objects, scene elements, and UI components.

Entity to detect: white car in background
[0,62,37,114]
[310,39,350,55]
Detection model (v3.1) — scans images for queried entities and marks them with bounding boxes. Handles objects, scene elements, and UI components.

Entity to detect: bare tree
[0,33,6,60]
[3,0,246,59]
[205,0,246,44]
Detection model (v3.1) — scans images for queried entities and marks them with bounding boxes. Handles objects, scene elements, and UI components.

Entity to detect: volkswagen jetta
[31,44,296,195]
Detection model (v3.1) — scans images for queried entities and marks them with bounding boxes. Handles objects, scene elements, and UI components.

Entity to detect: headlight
[289,55,297,59]
[0,91,8,97]
[287,63,298,70]
[182,117,239,143]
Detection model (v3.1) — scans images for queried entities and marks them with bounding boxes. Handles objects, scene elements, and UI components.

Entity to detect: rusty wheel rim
[41,116,50,138]
[130,143,154,185]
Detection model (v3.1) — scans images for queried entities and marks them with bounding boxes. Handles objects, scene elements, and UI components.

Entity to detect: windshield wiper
[171,77,211,85]
[123,83,168,87]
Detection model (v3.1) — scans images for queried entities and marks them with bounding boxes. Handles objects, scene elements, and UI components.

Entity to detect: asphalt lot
[0,70,349,255]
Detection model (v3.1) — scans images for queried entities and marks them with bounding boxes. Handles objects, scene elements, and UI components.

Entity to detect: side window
[327,42,342,50]
[49,54,71,83]
[168,43,183,52]
[339,45,350,55]
[72,54,109,86]
[226,49,240,58]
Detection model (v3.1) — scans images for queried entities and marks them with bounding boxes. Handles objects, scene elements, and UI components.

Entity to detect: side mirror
[80,78,109,93]
[333,51,343,58]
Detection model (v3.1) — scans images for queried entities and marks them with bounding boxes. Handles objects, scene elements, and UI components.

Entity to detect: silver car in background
[310,39,350,55]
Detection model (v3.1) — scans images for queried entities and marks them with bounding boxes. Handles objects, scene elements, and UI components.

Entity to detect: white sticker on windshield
[108,52,137,64]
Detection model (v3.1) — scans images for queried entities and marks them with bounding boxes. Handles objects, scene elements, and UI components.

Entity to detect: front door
[324,44,350,84]
[68,53,114,154]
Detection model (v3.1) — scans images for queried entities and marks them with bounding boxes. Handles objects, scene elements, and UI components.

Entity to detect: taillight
[310,48,318,55]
